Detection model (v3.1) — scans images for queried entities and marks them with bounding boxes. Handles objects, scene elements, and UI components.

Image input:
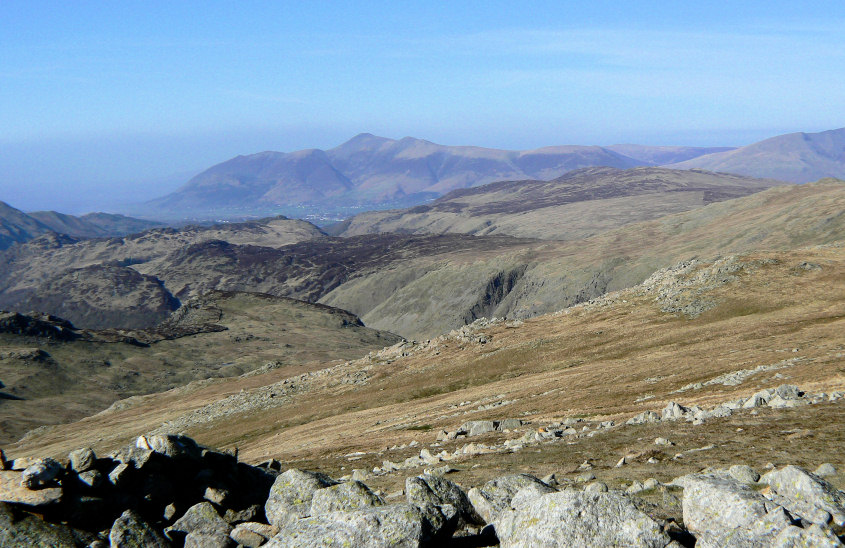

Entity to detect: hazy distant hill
[144,134,649,217]
[0,200,163,250]
[334,167,783,240]
[606,144,735,165]
[669,127,845,182]
[28,210,162,238]
[0,201,54,250]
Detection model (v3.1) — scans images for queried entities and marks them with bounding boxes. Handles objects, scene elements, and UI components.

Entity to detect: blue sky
[1,1,844,212]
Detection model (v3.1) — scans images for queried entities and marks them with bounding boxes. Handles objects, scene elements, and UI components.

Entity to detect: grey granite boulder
[230,522,277,548]
[683,473,793,547]
[461,420,497,437]
[406,473,482,528]
[266,503,455,547]
[21,458,63,489]
[661,401,689,421]
[762,465,845,526]
[68,447,96,473]
[310,480,383,516]
[184,531,233,547]
[495,490,671,547]
[167,501,232,538]
[0,501,79,547]
[771,524,844,547]
[729,464,761,484]
[467,473,555,523]
[136,434,202,460]
[264,469,338,527]
[109,509,170,548]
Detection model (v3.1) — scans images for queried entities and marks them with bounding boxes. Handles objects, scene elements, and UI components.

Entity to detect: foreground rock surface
[2,433,844,547]
[495,489,672,547]
[266,503,456,548]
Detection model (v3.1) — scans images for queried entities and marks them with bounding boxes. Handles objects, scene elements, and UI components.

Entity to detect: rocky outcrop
[2,434,844,547]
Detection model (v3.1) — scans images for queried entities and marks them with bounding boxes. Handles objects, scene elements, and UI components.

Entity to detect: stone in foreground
[0,470,62,508]
[494,490,672,547]
[467,473,554,523]
[265,469,339,527]
[762,465,845,526]
[110,509,170,547]
[266,503,456,548]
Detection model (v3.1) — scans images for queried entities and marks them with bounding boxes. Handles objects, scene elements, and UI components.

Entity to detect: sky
[1,1,844,213]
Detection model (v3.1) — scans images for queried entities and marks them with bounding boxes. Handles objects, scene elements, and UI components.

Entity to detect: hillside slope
[669,127,845,182]
[1,181,843,339]
[10,245,844,502]
[321,179,845,337]
[0,216,326,329]
[335,167,782,240]
[0,291,401,444]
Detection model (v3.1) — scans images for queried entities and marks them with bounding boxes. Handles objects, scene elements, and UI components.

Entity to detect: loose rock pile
[2,433,844,547]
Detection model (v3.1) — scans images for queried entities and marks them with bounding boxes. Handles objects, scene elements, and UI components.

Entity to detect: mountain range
[3,173,843,340]
[138,127,845,220]
[141,134,729,218]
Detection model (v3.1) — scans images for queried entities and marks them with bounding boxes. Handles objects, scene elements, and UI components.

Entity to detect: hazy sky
[1,1,844,213]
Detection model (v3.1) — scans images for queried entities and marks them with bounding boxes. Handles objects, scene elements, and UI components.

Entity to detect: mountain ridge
[142,135,661,217]
[669,127,845,182]
[334,166,785,240]
[0,201,163,250]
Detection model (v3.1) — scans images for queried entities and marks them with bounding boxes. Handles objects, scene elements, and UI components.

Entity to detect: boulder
[497,419,523,431]
[494,490,671,547]
[109,509,170,547]
[661,401,689,421]
[108,462,133,487]
[683,473,791,547]
[68,447,96,473]
[184,531,233,547]
[77,469,104,489]
[0,501,79,547]
[772,524,845,547]
[584,481,608,493]
[742,389,773,408]
[21,458,64,489]
[775,384,802,400]
[762,465,845,526]
[729,464,761,484]
[310,480,383,516]
[467,473,555,523]
[167,501,232,538]
[815,463,837,477]
[266,503,455,548]
[461,420,497,437]
[230,522,277,548]
[264,469,338,527]
[137,434,202,461]
[627,410,661,425]
[405,474,482,528]
[0,470,62,508]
